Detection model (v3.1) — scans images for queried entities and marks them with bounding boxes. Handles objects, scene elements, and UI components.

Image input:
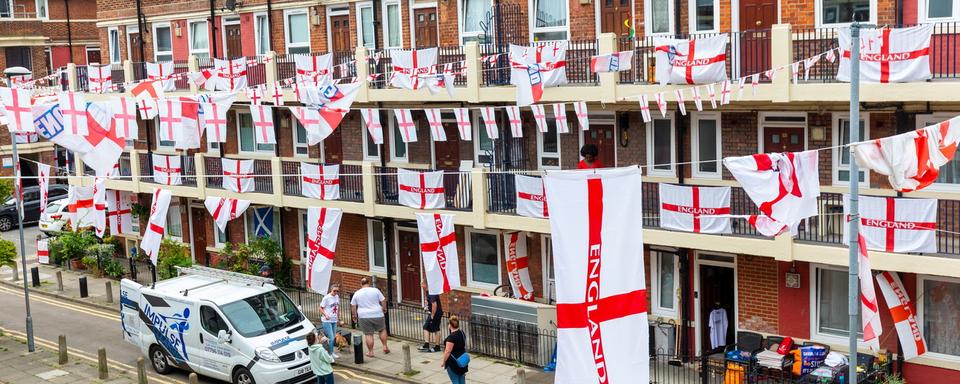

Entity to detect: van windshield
[220,289,303,337]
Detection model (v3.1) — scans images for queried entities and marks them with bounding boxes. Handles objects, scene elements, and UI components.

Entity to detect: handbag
[455,352,471,368]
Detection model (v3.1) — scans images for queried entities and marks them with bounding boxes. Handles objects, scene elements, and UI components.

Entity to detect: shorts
[358,317,386,334]
[423,313,443,333]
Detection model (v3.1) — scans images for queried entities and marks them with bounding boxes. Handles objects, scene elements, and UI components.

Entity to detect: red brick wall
[737,255,779,334]
[781,0,898,28]
[569,0,595,40]
[240,12,258,57]
[171,19,190,61]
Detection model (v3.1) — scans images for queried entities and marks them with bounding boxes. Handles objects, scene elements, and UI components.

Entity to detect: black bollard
[31,266,40,287]
[353,333,364,364]
[79,276,88,298]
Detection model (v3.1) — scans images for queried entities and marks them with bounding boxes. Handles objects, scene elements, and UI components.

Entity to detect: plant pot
[69,258,85,270]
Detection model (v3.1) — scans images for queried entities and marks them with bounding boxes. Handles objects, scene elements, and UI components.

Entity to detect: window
[537,116,560,169]
[363,121,381,161]
[467,229,500,288]
[833,114,868,184]
[214,225,227,248]
[35,0,47,18]
[293,118,309,157]
[461,0,486,43]
[153,117,175,149]
[200,306,229,335]
[383,2,402,48]
[647,117,676,177]
[255,13,270,55]
[689,0,718,33]
[188,21,209,60]
[109,28,121,64]
[692,113,721,178]
[153,24,173,62]
[245,208,280,243]
[818,0,875,26]
[813,266,862,340]
[237,111,275,153]
[4,47,31,70]
[919,276,960,359]
[651,251,679,317]
[474,111,495,166]
[368,220,387,272]
[358,3,375,49]
[166,203,182,239]
[285,10,310,54]
[531,0,568,41]
[542,235,555,304]
[646,0,674,35]
[389,116,408,162]
[923,0,959,20]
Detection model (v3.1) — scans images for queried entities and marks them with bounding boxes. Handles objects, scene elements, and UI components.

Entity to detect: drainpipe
[209,0,218,59]
[64,0,74,63]
[371,0,394,333]
[136,0,146,72]
[674,0,682,36]
[266,0,274,51]
[896,0,903,26]
[676,110,685,185]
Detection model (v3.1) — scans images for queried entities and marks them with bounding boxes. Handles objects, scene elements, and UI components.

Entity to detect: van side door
[196,304,235,381]
[119,279,142,346]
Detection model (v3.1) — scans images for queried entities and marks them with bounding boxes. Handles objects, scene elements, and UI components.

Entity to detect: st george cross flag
[201,93,237,145]
[0,87,35,133]
[152,154,182,185]
[838,24,934,83]
[58,91,89,135]
[531,104,549,132]
[857,233,883,352]
[424,108,446,141]
[106,189,133,235]
[295,53,333,86]
[187,69,217,91]
[390,48,438,90]
[111,97,139,140]
[416,213,461,295]
[590,51,634,73]
[141,188,172,265]
[175,95,204,150]
[553,103,569,133]
[853,117,960,192]
[544,167,648,384]
[301,162,340,200]
[306,207,344,295]
[573,102,589,131]
[503,231,535,301]
[453,108,472,141]
[515,174,548,218]
[398,168,445,209]
[214,57,249,91]
[83,101,125,177]
[723,150,820,233]
[842,195,937,253]
[361,109,384,144]
[130,80,164,120]
[305,84,361,144]
[37,238,49,264]
[394,109,418,143]
[222,158,255,193]
[146,62,176,91]
[659,184,731,234]
[246,86,264,105]
[250,104,276,145]
[87,64,113,93]
[38,163,50,217]
[68,180,106,237]
[204,197,251,232]
[509,42,568,106]
[876,271,927,360]
[480,107,499,139]
[654,35,729,85]
[506,106,523,137]
[156,99,182,142]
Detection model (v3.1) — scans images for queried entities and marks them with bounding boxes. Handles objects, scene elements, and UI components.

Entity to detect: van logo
[141,302,191,362]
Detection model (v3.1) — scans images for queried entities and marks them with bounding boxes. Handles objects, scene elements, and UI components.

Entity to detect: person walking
[440,316,468,384]
[307,332,335,384]
[350,277,390,357]
[319,285,341,358]
[419,281,444,352]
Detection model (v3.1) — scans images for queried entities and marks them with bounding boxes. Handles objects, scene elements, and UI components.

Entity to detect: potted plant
[49,230,98,269]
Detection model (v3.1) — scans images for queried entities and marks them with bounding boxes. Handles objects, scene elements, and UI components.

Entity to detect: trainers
[432,345,443,352]
[417,343,431,352]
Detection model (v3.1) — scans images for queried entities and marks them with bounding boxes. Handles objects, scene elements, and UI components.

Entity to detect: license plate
[295,366,310,376]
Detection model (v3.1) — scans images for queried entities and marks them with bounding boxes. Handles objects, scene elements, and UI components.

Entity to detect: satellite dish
[225,0,237,11]
[4,67,31,76]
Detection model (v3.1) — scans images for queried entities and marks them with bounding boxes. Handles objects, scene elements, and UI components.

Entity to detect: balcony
[137,153,197,187]
[280,161,364,202]
[201,155,273,194]
[367,46,469,89]
[374,167,473,211]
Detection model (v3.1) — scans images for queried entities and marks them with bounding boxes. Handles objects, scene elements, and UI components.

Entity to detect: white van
[120,266,316,384]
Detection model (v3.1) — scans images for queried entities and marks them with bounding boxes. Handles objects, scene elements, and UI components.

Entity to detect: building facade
[70,0,960,381]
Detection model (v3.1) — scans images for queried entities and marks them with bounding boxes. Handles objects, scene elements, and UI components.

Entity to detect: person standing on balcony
[351,278,390,357]
[419,281,444,353]
[577,144,603,169]
[319,285,341,358]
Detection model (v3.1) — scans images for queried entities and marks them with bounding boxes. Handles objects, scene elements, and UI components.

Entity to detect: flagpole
[847,21,862,384]
[10,132,35,352]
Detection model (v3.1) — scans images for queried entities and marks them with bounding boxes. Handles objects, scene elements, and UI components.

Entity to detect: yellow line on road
[336,366,395,384]
[0,285,118,322]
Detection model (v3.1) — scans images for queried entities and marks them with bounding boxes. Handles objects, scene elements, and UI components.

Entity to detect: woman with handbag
[440,316,468,384]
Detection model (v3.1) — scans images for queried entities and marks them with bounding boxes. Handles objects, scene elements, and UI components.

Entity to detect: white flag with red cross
[573,102,589,131]
[553,103,569,133]
[152,154,182,186]
[0,87,35,133]
[480,107,499,139]
[214,57,248,91]
[175,95,204,150]
[87,64,113,93]
[394,109,418,143]
[531,104,548,132]
[246,86,264,105]
[37,238,49,264]
[79,101,125,178]
[361,109,384,145]
[141,188,172,266]
[156,99,182,142]
[838,24,933,83]
[515,174,548,218]
[842,195,937,253]
[654,34,729,85]
[68,179,106,238]
[250,104,276,145]
[58,91,89,135]
[453,108,472,141]
[306,207,343,295]
[146,62,176,91]
[301,162,340,200]
[38,164,50,217]
[202,93,237,145]
[390,48,438,90]
[187,68,217,91]
[270,82,285,106]
[853,116,960,192]
[503,231,535,301]
[130,80,164,120]
[723,150,820,234]
[295,53,333,86]
[544,167,649,384]
[222,158,255,193]
[106,189,133,235]
[424,108,446,142]
[204,197,251,232]
[659,184,731,234]
[111,96,139,140]
[416,213,461,295]
[591,51,634,73]
[510,42,568,106]
[506,106,523,137]
[398,168,445,209]
[876,271,927,360]
[857,233,883,352]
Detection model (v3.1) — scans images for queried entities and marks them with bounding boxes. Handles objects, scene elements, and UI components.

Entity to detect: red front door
[434,120,462,171]
[330,15,351,52]
[225,24,242,58]
[599,0,632,37]
[414,8,438,48]
[739,0,776,76]
[398,230,422,303]
[583,124,616,167]
[763,127,805,152]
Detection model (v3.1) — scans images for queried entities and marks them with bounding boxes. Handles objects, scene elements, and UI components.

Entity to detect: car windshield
[45,202,63,214]
[3,197,14,205]
[219,290,303,338]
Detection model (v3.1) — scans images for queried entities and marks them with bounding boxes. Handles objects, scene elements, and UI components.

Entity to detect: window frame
[831,112,870,186]
[284,8,311,55]
[644,0,676,36]
[382,0,403,48]
[465,228,502,289]
[326,7,350,53]
[187,19,210,60]
[472,110,496,166]
[153,117,176,150]
[646,114,677,177]
[920,0,960,21]
[152,23,174,62]
[108,27,121,64]
[541,234,555,305]
[529,0,570,41]
[291,115,311,158]
[687,0,720,33]
[916,113,960,190]
[236,109,276,154]
[916,274,960,361]
[166,202,183,241]
[651,250,680,318]
[213,223,228,248]
[35,0,47,19]
[691,112,722,179]
[367,219,388,273]
[362,115,382,161]
[536,115,561,170]
[254,12,270,56]
[356,2,376,49]
[459,0,487,44]
[388,113,409,163]
[815,0,878,27]
[810,263,865,344]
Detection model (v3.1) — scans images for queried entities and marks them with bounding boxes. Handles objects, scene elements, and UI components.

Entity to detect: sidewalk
[0,332,137,383]
[2,262,556,384]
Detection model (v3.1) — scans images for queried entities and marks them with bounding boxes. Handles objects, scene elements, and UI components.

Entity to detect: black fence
[374,166,473,211]
[138,153,197,187]
[438,46,467,86]
[280,161,364,202]
[480,39,599,86]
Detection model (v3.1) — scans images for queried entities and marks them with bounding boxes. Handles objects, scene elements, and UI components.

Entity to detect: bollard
[79,277,88,298]
[515,367,527,384]
[136,357,147,384]
[97,347,108,380]
[188,372,199,384]
[58,335,67,365]
[353,333,364,364]
[11,260,17,281]
[402,344,412,374]
[56,271,63,291]
[105,281,114,303]
[31,266,40,287]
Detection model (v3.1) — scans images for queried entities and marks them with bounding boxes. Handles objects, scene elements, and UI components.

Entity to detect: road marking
[336,366,395,384]
[0,286,118,322]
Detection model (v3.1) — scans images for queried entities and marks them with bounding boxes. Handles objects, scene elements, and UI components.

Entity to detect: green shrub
[102,258,125,279]
[81,255,99,272]
[0,238,16,270]
[0,179,14,205]
[49,230,98,264]
[216,238,289,286]
[157,238,192,280]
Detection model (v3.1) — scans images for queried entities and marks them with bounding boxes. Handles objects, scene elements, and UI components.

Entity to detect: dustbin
[353,333,363,364]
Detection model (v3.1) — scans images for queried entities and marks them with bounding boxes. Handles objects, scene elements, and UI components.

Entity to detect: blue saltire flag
[253,206,274,238]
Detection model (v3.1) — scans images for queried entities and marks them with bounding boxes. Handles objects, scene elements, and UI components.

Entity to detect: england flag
[390,48,437,90]
[222,158,255,193]
[301,162,340,200]
[106,189,133,235]
[503,231,535,301]
[398,169,445,209]
[654,35,729,85]
[416,213,461,295]
[659,184,731,234]
[205,197,251,232]
[306,207,343,295]
[141,188,172,266]
[843,195,937,253]
[515,175,548,218]
[838,24,933,83]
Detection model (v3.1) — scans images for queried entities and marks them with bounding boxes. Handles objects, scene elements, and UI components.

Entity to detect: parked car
[38,199,69,234]
[0,184,69,231]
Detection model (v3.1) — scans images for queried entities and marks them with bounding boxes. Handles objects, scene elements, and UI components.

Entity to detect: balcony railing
[375,167,472,211]
[117,153,132,177]
[131,61,191,90]
[618,30,771,85]
[203,156,223,190]
[251,159,272,193]
[437,46,467,86]
[111,63,126,92]
[280,161,364,202]
[137,153,196,186]
[277,52,359,83]
[75,65,89,92]
[480,39,599,86]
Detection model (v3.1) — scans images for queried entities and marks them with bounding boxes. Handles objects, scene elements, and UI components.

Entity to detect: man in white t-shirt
[350,277,389,357]
[318,285,341,357]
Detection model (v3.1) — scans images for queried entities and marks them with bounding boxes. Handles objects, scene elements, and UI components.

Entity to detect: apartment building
[75,0,960,381]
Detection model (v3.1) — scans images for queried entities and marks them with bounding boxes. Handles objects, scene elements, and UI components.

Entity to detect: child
[307,332,335,384]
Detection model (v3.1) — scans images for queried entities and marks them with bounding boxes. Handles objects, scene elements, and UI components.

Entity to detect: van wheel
[149,345,172,374]
[233,367,256,384]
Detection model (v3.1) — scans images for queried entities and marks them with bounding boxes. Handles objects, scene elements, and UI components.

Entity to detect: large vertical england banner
[544,167,648,384]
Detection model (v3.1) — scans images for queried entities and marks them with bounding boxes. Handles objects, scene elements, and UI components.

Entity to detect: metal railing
[280,161,364,202]
[374,166,473,211]
[618,30,771,84]
[75,65,89,92]
[438,46,467,86]
[137,153,196,186]
[277,52,358,83]
[117,153,132,177]
[245,56,268,87]
[251,159,272,193]
[111,63,126,91]
[130,61,190,89]
[480,39,599,86]
[367,49,392,89]
[203,156,223,190]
